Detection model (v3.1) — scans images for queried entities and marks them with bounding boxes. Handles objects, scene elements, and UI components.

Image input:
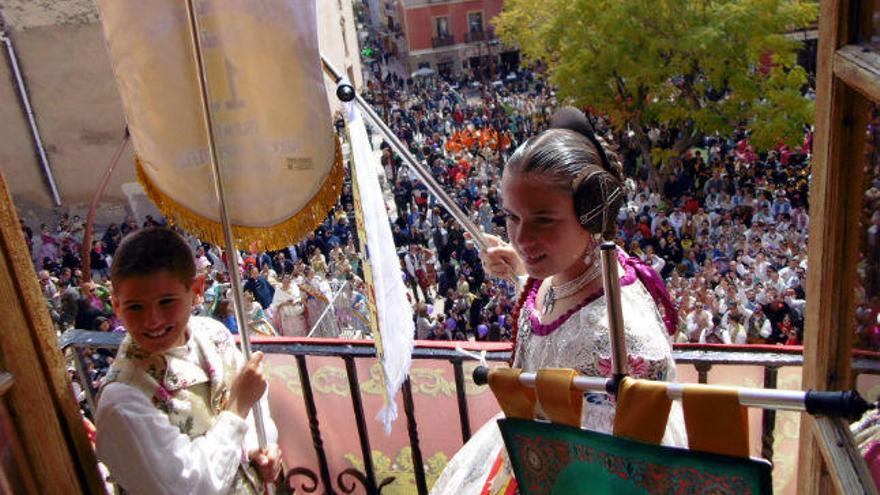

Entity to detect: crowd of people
[28,201,375,408]
[26,199,371,343]
[857,109,880,351]
[362,61,814,347]
[366,66,555,341]
[25,56,823,353]
[620,138,811,346]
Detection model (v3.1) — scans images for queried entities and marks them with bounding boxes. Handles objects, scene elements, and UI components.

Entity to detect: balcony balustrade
[62,331,879,495]
[431,35,455,48]
[465,30,488,43]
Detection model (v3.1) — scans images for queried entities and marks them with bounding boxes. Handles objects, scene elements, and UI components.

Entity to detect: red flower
[628,356,649,378]
[597,357,613,377]
[154,386,173,403]
[597,355,650,378]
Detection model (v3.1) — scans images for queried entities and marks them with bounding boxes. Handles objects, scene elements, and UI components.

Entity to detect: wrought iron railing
[431,35,455,48]
[464,29,496,44]
[60,332,879,495]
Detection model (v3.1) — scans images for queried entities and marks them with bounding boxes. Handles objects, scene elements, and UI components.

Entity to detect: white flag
[343,101,414,434]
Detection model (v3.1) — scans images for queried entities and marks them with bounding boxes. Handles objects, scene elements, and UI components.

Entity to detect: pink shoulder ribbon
[525,249,678,337]
[617,248,679,336]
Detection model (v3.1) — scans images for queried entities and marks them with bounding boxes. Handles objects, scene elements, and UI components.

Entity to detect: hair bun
[550,107,623,183]
[550,107,596,140]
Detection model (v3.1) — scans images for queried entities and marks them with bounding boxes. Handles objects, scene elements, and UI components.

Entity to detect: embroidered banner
[499,417,772,495]
[94,0,340,248]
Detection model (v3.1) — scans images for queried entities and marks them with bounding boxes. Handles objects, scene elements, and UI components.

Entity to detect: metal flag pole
[183,0,269,452]
[471,366,873,418]
[600,242,628,388]
[320,56,489,252]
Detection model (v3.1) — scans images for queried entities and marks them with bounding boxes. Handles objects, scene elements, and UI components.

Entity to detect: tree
[494,0,818,174]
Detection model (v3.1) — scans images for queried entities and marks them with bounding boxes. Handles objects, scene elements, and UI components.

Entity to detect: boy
[95,228,281,494]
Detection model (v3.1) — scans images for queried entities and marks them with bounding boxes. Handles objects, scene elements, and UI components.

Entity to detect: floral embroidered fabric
[430,262,687,495]
[102,316,260,493]
[514,261,686,441]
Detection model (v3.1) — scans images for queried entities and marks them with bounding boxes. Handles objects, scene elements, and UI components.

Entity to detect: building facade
[396,0,518,78]
[0,1,362,224]
[364,0,403,32]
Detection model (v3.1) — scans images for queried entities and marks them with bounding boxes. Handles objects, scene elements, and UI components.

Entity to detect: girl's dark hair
[504,108,625,239]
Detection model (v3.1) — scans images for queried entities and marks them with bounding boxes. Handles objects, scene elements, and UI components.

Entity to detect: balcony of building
[465,28,495,44]
[61,329,880,495]
[431,34,455,48]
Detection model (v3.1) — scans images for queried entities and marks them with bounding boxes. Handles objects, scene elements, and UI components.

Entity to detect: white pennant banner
[343,101,414,434]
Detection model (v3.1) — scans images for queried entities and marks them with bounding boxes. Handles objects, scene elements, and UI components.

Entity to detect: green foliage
[494,0,818,167]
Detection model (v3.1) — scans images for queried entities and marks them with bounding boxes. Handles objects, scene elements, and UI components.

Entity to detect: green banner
[498,418,772,495]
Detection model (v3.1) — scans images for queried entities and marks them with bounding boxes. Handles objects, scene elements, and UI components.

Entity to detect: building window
[435,17,450,38]
[468,12,484,33]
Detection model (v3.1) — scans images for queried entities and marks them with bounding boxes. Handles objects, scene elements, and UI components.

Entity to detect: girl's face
[501,173,591,281]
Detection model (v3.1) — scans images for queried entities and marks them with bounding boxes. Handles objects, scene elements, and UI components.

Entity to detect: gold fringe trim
[136,139,345,251]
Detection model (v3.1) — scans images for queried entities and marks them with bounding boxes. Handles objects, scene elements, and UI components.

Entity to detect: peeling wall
[2,0,99,30]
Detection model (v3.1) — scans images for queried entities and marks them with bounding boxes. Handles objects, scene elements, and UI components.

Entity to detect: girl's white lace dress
[430,255,687,495]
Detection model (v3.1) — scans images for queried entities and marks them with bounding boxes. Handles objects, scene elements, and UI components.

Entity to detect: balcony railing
[465,30,489,43]
[431,35,455,48]
[62,332,880,495]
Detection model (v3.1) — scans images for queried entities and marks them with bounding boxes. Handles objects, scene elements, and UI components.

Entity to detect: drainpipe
[1,30,62,206]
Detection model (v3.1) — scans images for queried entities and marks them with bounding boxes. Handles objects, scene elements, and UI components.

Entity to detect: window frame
[467,10,484,34]
[800,0,880,493]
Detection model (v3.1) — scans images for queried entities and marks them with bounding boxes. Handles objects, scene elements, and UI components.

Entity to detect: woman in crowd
[270,273,308,337]
[243,289,276,336]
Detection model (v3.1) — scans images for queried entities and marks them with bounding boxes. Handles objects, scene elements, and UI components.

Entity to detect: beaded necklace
[541,262,602,315]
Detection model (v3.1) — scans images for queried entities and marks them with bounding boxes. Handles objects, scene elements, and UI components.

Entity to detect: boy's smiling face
[112,270,198,354]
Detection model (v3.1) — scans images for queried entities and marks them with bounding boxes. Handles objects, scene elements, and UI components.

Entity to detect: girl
[244,290,276,336]
[431,108,684,494]
[780,314,799,345]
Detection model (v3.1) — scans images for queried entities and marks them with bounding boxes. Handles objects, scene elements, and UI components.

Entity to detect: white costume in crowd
[96,317,277,495]
[430,257,686,494]
[270,283,309,337]
[304,275,341,337]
